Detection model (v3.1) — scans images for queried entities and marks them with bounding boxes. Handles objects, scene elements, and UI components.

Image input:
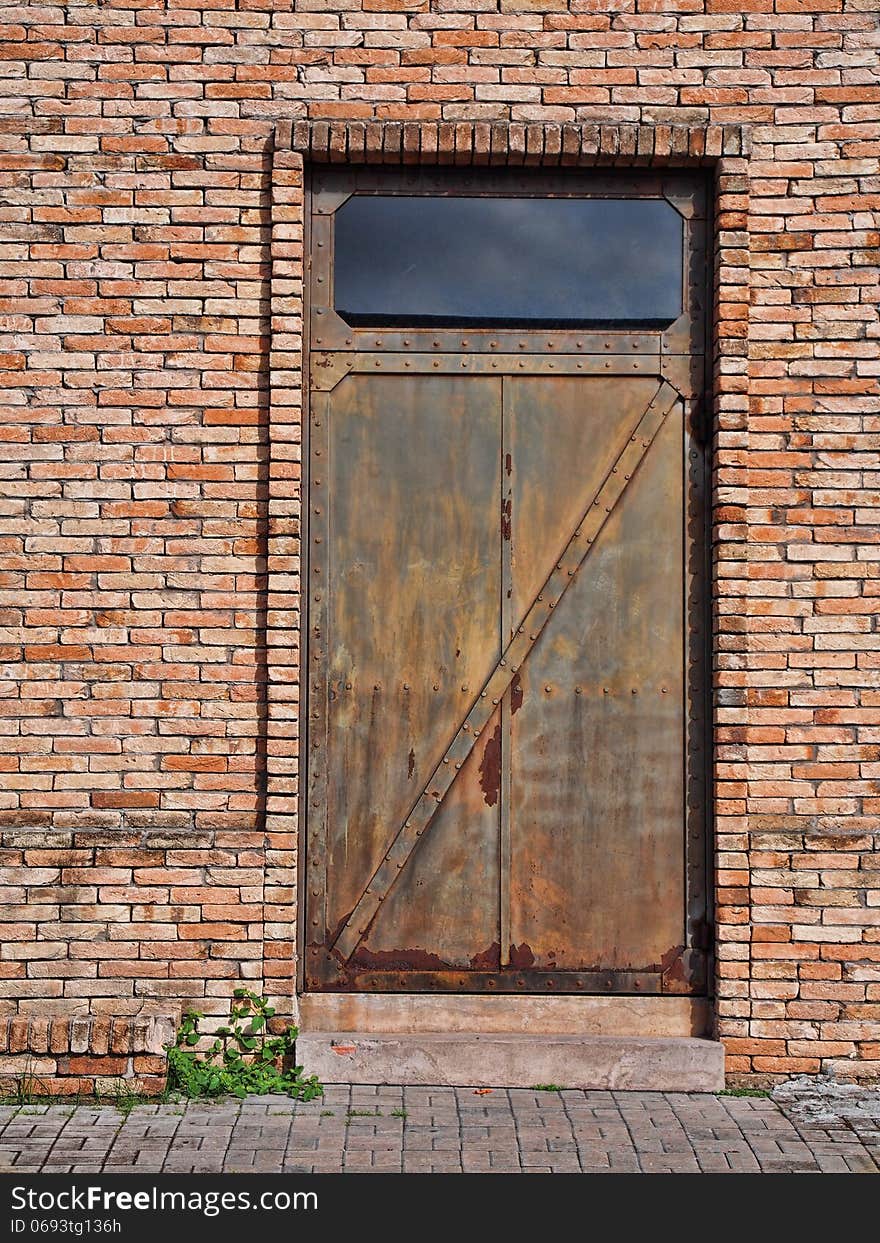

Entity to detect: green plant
[532,1084,564,1093]
[320,1109,335,1117]
[390,1107,407,1118]
[166,989,323,1102]
[719,1087,770,1099]
[13,1058,51,1106]
[347,1107,382,1118]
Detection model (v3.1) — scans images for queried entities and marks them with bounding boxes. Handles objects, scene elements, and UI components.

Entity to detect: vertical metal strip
[500,377,512,968]
[297,173,313,991]
[682,395,691,975]
[305,390,331,972]
[309,214,333,349]
[686,392,710,988]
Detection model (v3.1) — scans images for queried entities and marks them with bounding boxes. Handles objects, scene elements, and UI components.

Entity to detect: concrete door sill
[297,1032,725,1092]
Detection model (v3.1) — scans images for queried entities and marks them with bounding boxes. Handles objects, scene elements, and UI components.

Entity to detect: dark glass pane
[333,195,682,328]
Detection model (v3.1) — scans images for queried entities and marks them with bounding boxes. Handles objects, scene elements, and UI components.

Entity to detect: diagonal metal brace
[331,380,681,963]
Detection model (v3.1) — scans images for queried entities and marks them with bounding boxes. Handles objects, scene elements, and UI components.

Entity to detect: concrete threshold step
[297,1032,725,1092]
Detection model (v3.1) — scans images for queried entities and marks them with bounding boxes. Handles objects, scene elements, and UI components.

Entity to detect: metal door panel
[504,376,658,616]
[352,703,503,973]
[508,388,685,971]
[313,372,502,982]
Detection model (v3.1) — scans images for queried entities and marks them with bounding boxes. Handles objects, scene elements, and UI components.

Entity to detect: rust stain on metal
[505,452,512,477]
[508,942,535,969]
[478,722,502,807]
[469,942,501,970]
[351,945,449,971]
[407,747,415,780]
[501,497,511,541]
[510,671,523,716]
[657,943,686,985]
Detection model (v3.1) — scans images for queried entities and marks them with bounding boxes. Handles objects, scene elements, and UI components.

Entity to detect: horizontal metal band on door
[305,961,665,995]
[310,350,690,390]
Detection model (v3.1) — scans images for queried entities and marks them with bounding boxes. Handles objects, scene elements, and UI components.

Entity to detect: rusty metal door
[303,168,710,996]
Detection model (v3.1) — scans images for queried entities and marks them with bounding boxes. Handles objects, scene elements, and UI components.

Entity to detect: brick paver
[1,1087,877,1175]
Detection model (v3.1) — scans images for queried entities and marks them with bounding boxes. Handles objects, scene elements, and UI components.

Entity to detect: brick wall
[1,0,878,1084]
[0,1014,174,1096]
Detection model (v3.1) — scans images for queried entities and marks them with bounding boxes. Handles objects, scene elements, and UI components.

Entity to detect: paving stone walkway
[0,1084,878,1174]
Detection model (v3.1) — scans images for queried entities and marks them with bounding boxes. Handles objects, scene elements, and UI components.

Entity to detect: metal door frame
[299,165,714,996]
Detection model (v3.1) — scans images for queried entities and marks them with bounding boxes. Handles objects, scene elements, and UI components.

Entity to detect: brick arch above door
[274,118,750,166]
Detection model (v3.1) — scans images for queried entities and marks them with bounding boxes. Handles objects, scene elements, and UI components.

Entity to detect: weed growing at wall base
[166,990,323,1101]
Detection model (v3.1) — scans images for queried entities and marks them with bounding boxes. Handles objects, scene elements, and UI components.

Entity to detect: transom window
[333,194,683,329]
